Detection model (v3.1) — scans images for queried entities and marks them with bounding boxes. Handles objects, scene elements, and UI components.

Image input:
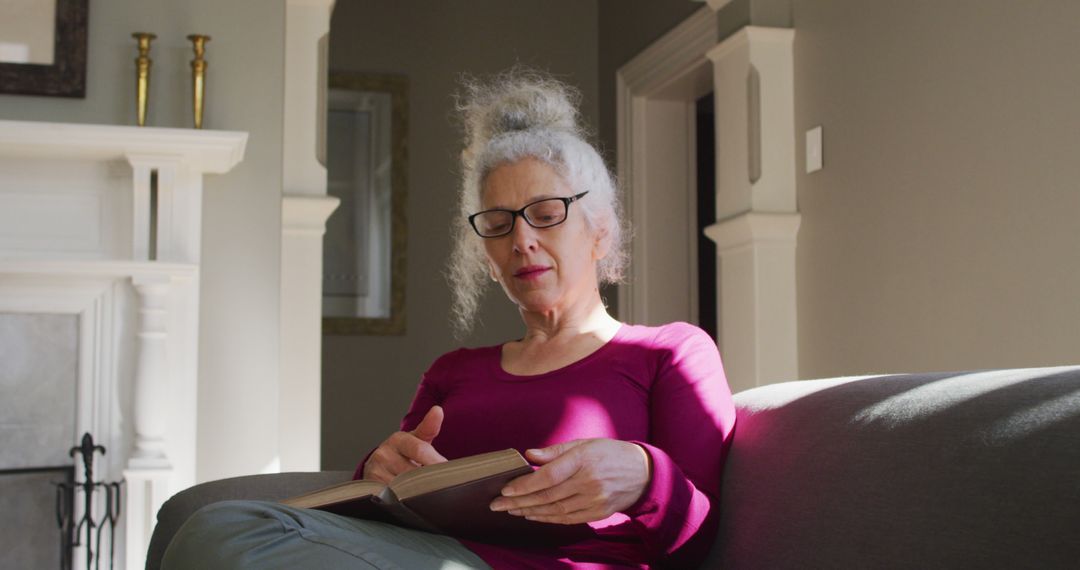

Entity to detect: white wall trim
[618,7,719,95]
[616,17,799,390]
[704,211,801,252]
[616,6,718,325]
[282,194,340,236]
[704,211,801,393]
[704,26,799,390]
[279,0,337,472]
[0,120,247,174]
[0,118,246,570]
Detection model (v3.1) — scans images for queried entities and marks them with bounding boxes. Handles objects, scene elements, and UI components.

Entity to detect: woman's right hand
[362,405,448,483]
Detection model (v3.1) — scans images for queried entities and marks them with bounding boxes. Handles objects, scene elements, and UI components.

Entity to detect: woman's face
[479,157,603,315]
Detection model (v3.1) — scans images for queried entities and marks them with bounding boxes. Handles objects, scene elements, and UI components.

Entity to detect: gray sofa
[147,366,1080,569]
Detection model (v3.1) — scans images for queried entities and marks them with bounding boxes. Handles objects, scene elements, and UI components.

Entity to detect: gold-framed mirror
[322,72,408,335]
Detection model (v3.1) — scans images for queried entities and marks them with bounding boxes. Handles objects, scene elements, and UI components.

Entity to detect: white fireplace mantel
[0,119,247,570]
[0,119,246,174]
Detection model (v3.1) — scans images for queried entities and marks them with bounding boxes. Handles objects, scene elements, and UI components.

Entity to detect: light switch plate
[806,126,823,173]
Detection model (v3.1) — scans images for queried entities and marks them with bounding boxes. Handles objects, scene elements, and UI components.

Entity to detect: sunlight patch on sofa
[852,367,1080,427]
[735,376,878,413]
[978,388,1080,445]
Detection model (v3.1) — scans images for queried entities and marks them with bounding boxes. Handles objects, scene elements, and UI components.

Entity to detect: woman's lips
[513,266,550,280]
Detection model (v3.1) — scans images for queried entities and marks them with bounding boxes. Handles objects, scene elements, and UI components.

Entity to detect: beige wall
[793,0,1080,377]
[0,0,287,482]
[321,0,600,471]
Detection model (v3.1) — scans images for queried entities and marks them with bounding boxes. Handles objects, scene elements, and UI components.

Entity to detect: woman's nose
[510,217,539,253]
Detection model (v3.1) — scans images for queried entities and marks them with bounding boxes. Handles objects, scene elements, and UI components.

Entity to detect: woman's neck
[517,291,620,345]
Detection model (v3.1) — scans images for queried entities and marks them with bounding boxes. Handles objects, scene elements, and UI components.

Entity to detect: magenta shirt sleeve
[623,324,736,567]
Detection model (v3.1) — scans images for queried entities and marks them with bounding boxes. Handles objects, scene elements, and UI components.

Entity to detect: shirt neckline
[492,322,628,382]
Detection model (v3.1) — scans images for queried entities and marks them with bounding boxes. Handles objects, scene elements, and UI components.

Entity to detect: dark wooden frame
[0,0,88,98]
[322,72,408,336]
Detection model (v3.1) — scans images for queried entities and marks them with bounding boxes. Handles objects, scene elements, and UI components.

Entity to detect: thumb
[411,405,444,443]
[525,439,585,465]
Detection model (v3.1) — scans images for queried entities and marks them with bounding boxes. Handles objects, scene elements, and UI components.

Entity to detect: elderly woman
[162,71,734,570]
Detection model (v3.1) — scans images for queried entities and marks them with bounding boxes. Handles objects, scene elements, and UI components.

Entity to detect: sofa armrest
[146,470,352,570]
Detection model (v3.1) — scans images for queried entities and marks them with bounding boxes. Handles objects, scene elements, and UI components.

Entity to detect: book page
[389,448,527,501]
[281,479,385,509]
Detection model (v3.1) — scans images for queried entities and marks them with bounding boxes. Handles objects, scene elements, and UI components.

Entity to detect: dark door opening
[695,93,717,343]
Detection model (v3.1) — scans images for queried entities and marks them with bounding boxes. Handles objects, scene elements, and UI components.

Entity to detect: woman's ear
[592,226,611,261]
[488,263,499,282]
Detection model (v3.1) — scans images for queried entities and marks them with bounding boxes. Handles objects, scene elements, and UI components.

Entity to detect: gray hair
[447,69,628,336]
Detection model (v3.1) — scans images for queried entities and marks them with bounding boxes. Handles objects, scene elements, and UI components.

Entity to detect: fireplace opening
[0,466,75,569]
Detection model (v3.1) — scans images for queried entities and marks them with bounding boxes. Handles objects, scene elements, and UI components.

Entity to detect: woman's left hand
[489,438,651,524]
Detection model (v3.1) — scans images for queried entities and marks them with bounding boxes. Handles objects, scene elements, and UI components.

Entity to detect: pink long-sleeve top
[355,322,736,569]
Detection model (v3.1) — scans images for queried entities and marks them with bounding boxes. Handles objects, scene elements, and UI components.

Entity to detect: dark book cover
[398,466,594,545]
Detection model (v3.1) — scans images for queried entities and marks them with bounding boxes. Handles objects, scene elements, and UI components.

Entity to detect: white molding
[702,26,799,390]
[706,26,797,218]
[704,211,801,253]
[0,120,247,174]
[0,259,197,279]
[618,6,718,96]
[616,5,718,325]
[283,0,332,195]
[706,26,795,63]
[279,0,336,473]
[123,467,171,570]
[0,118,246,570]
[706,0,734,11]
[616,19,800,390]
[282,194,340,236]
[0,275,122,570]
[279,194,338,472]
[705,211,801,393]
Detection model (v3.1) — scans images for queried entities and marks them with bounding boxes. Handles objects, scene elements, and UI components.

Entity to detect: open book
[281,448,592,545]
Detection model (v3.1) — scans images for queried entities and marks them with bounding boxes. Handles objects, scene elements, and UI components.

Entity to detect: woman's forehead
[481,158,573,208]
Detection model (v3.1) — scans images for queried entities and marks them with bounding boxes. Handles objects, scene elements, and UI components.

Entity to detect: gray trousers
[160,500,492,570]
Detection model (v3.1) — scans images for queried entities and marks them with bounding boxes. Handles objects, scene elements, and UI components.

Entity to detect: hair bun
[459,68,584,156]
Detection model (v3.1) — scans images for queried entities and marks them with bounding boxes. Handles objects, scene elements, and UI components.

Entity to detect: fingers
[364,446,417,483]
[391,431,448,466]
[365,417,449,483]
[411,405,444,443]
[493,439,652,525]
[490,443,585,514]
[490,476,578,512]
[501,448,581,498]
[524,439,585,465]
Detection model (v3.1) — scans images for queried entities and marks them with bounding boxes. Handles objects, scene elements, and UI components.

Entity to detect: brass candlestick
[187,34,211,129]
[132,32,156,127]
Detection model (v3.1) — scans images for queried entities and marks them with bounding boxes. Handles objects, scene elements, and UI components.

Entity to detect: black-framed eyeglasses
[468,191,589,238]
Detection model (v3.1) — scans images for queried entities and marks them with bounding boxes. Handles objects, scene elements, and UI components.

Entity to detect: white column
[122,468,170,570]
[284,0,334,196]
[707,26,797,219]
[125,273,174,570]
[706,27,799,391]
[129,275,172,467]
[280,195,339,471]
[705,213,800,393]
[280,0,337,472]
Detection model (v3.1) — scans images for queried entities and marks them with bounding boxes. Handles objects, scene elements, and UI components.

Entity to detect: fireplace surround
[0,119,246,569]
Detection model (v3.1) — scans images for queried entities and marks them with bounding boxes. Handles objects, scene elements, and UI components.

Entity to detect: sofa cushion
[709,366,1080,569]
